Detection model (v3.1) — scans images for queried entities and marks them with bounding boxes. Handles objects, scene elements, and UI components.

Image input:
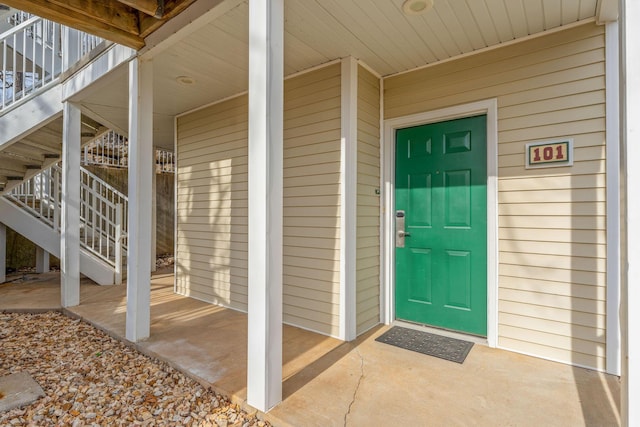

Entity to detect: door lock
[396,210,409,247]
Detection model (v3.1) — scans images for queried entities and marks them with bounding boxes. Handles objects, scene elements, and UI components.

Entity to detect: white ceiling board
[69,0,601,139]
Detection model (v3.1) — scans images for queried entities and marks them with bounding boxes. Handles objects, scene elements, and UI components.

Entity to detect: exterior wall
[384,23,607,369]
[176,64,342,336]
[175,95,249,309]
[283,64,342,336]
[356,65,381,335]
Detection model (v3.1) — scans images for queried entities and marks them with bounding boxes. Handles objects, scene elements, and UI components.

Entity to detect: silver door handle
[398,231,411,237]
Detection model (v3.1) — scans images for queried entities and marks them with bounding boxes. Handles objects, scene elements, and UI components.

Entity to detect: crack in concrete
[344,348,364,427]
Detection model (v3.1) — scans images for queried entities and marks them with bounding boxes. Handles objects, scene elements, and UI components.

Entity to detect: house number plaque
[525,139,573,169]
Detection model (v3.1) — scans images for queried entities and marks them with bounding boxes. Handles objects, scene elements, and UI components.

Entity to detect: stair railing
[82,130,176,173]
[1,15,62,110]
[5,163,128,276]
[1,12,105,112]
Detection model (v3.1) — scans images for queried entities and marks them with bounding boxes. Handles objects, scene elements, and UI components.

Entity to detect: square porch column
[126,57,154,342]
[61,102,81,307]
[621,1,640,425]
[36,247,49,273]
[246,0,284,413]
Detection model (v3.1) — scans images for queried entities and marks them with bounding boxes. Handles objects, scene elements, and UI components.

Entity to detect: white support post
[621,1,639,426]
[0,223,6,283]
[53,167,60,232]
[151,154,157,273]
[62,27,80,71]
[340,57,358,341]
[247,0,284,413]
[35,247,49,273]
[126,57,154,342]
[115,203,123,286]
[61,102,81,307]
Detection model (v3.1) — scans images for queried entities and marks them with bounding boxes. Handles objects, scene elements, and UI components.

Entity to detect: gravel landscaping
[0,311,269,426]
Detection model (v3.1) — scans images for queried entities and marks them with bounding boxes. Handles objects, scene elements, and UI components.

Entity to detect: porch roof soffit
[0,0,197,49]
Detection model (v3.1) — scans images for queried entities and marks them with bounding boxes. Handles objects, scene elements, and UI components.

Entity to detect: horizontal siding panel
[498,202,605,216]
[497,188,605,203]
[498,228,605,244]
[284,314,338,337]
[283,275,340,294]
[498,117,605,144]
[285,141,340,158]
[499,252,605,273]
[284,206,340,217]
[498,337,605,370]
[284,256,339,272]
[284,236,339,250]
[498,90,605,119]
[284,195,341,207]
[357,66,381,337]
[284,216,340,228]
[499,104,604,132]
[284,183,340,197]
[498,174,605,191]
[500,300,605,330]
[499,215,605,230]
[499,312,605,344]
[500,288,605,313]
[499,160,605,178]
[285,284,340,304]
[284,226,339,239]
[499,240,606,258]
[499,325,605,358]
[285,174,340,187]
[499,276,605,300]
[499,264,605,287]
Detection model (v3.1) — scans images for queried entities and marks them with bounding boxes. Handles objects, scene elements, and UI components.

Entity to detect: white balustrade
[0,11,105,111]
[82,130,175,173]
[5,163,128,268]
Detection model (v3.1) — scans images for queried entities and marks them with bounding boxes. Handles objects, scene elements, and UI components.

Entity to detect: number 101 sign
[525,139,573,169]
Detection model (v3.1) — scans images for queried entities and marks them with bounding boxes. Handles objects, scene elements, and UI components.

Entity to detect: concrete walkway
[0,272,621,426]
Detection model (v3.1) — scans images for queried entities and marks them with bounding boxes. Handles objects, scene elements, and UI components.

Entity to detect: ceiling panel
[75,0,600,146]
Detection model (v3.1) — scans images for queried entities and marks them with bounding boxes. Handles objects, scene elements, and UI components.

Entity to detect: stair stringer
[0,83,63,151]
[0,197,115,285]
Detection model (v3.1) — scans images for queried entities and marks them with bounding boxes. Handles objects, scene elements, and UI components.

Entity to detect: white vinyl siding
[176,64,342,337]
[384,23,607,369]
[356,65,381,335]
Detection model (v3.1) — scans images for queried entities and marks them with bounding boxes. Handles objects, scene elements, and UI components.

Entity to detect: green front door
[395,115,487,336]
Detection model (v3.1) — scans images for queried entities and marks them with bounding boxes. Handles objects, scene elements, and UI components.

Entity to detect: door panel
[395,115,487,336]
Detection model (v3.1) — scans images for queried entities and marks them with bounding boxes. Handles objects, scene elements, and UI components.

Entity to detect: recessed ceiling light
[176,76,196,85]
[402,0,434,16]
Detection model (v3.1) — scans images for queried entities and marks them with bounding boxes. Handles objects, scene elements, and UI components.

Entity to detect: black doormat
[375,326,474,364]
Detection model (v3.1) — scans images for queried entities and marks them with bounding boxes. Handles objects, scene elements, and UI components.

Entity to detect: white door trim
[381,98,499,347]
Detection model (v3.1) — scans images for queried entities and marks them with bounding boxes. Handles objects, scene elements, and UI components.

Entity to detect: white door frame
[381,98,499,347]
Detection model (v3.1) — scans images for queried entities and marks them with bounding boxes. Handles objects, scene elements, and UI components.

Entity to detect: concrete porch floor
[0,272,621,426]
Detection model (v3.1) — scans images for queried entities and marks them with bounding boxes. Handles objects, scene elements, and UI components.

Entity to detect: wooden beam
[0,0,144,49]
[138,0,197,37]
[117,0,163,18]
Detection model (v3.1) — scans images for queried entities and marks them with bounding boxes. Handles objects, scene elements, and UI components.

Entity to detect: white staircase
[1,163,128,285]
[0,10,134,285]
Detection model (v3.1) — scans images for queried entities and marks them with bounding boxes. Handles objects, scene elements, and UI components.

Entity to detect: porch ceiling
[75,0,614,149]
